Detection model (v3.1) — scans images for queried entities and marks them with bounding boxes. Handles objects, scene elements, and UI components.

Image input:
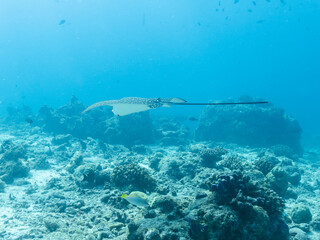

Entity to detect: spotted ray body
[82,97,186,116]
[82,97,268,116]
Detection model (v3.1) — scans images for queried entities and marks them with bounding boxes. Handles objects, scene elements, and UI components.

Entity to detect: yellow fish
[121,192,149,207]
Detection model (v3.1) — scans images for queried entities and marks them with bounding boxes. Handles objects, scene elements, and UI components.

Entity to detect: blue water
[0,0,319,137]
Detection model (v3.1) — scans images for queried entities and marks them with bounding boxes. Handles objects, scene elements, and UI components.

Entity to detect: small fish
[188,117,199,122]
[121,192,149,207]
[25,117,33,124]
[59,19,66,25]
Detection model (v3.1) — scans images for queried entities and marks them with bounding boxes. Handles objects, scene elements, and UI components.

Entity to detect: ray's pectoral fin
[111,104,151,116]
[82,101,113,114]
[168,97,187,103]
[162,103,171,108]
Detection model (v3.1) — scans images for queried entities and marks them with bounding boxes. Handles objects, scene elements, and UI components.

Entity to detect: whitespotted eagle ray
[82,97,268,116]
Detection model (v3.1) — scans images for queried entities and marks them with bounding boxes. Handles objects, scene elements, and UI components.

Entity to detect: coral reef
[32,156,50,170]
[0,98,318,240]
[73,164,110,188]
[66,151,83,173]
[291,205,313,224]
[154,117,190,147]
[266,166,288,196]
[311,218,320,231]
[5,105,34,124]
[195,97,302,154]
[0,179,5,192]
[164,158,197,180]
[203,171,288,239]
[254,155,280,175]
[271,144,297,159]
[151,195,180,214]
[111,163,156,192]
[131,145,147,154]
[148,152,163,171]
[187,199,241,240]
[219,154,245,171]
[200,146,228,168]
[208,171,248,205]
[52,134,73,145]
[44,217,60,232]
[0,140,29,183]
[289,227,309,240]
[281,161,302,186]
[166,160,184,180]
[104,112,154,146]
[36,96,154,147]
[127,216,190,240]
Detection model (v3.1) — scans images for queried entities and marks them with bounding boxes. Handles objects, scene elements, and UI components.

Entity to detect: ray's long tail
[167,101,269,106]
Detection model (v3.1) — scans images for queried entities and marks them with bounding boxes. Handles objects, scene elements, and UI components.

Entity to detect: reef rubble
[0,98,318,240]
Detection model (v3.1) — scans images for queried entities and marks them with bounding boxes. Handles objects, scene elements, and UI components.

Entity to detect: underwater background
[0,1,320,240]
[0,0,320,137]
